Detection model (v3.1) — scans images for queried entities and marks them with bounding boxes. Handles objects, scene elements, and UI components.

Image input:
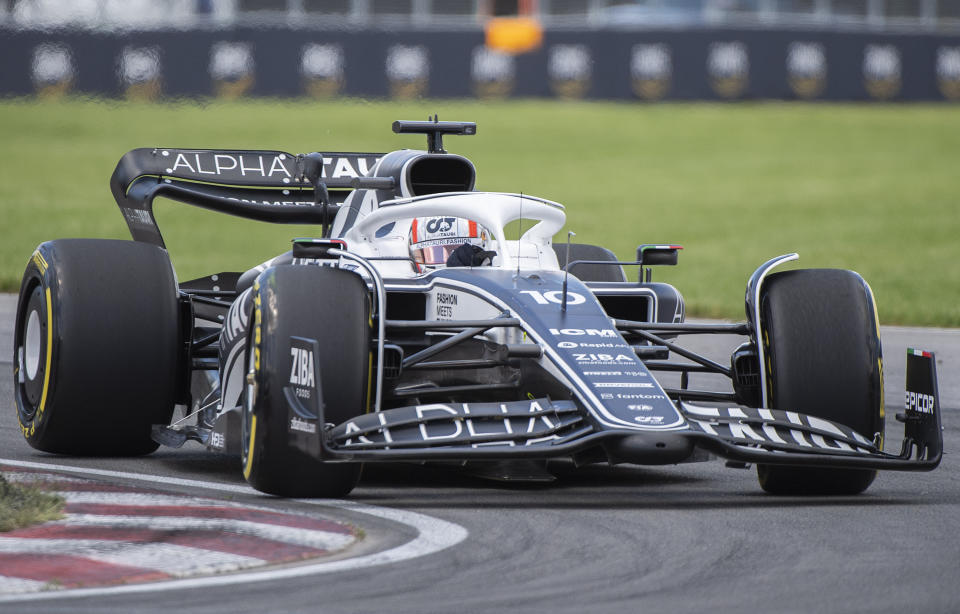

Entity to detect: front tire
[757,269,884,495]
[13,239,180,455]
[241,265,370,497]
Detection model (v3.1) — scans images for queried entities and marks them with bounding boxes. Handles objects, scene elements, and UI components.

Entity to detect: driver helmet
[409,216,491,270]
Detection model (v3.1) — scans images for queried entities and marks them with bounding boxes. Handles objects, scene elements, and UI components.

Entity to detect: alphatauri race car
[13,119,942,497]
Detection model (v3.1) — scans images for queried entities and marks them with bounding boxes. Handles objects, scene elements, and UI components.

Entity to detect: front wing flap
[328,398,590,450]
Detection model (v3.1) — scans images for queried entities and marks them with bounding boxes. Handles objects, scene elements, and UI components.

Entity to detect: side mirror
[637,244,682,266]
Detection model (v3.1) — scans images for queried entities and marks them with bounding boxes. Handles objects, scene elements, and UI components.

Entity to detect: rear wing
[110,148,382,247]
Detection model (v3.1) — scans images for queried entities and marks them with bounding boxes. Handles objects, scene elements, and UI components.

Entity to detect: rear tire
[13,239,180,455]
[241,265,370,497]
[757,269,884,495]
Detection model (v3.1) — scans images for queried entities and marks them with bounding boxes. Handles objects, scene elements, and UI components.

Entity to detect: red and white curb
[0,459,468,604]
[0,467,357,594]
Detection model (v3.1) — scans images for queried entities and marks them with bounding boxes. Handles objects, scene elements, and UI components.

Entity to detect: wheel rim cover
[24,309,41,381]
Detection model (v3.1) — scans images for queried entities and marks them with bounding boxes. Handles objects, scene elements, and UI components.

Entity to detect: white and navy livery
[12,119,943,498]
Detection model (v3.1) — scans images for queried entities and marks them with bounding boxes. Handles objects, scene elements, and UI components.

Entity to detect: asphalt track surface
[1,293,958,614]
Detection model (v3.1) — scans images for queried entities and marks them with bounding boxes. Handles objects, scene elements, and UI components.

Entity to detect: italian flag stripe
[908,348,932,358]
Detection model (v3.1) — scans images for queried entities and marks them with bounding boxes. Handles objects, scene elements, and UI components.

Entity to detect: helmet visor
[412,243,465,266]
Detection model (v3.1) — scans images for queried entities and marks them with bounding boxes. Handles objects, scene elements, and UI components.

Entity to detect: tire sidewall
[13,248,58,447]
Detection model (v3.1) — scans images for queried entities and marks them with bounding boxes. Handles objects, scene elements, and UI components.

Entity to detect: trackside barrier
[3,27,959,102]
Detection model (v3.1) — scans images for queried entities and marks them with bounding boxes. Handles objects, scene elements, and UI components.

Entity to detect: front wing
[301,351,942,472]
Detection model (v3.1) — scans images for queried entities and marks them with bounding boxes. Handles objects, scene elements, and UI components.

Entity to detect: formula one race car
[13,119,942,497]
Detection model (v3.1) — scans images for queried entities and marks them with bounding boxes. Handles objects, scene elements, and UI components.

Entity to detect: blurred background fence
[1,0,959,101]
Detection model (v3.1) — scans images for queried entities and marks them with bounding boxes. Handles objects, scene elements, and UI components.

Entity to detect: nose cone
[603,432,696,465]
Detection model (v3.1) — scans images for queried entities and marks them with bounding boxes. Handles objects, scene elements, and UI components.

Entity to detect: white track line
[2,472,92,484]
[56,490,368,529]
[0,458,469,604]
[55,515,354,550]
[60,491,280,506]
[0,538,265,575]
[0,576,47,595]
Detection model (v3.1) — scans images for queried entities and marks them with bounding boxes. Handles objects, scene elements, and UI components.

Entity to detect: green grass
[0,473,65,532]
[1,98,958,326]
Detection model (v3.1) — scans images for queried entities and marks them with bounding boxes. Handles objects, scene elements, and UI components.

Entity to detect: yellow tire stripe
[32,250,48,274]
[243,414,257,480]
[366,309,374,413]
[864,279,885,445]
[38,287,53,414]
[877,356,885,447]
